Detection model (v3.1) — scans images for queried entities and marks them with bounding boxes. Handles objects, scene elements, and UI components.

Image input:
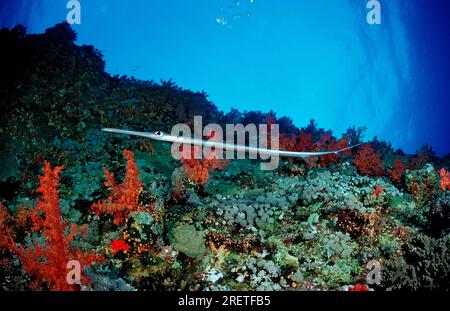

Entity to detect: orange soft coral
[91,150,143,225]
[439,168,450,191]
[353,144,384,177]
[180,144,230,186]
[12,162,103,290]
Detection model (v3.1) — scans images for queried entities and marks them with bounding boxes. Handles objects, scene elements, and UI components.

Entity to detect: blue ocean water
[1,0,449,155]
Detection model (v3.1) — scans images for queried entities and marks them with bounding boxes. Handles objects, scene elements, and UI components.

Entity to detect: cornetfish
[101,128,361,158]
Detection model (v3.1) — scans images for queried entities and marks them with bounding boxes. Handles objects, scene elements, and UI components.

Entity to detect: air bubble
[216,16,228,25]
[215,0,254,27]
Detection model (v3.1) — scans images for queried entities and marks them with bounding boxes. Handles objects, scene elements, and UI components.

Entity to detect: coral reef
[0,24,449,292]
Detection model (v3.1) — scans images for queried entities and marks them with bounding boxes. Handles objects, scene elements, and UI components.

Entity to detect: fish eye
[155,131,163,136]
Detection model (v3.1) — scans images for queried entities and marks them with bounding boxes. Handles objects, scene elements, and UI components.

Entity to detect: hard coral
[170,224,206,259]
[429,192,450,237]
[354,144,384,177]
[405,164,440,206]
[91,150,143,225]
[12,162,103,290]
[385,234,450,290]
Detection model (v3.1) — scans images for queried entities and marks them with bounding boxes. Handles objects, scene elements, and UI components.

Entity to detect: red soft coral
[316,135,350,167]
[390,157,408,182]
[302,134,351,168]
[439,168,450,191]
[91,150,143,225]
[296,132,314,152]
[279,132,349,167]
[372,185,386,197]
[11,162,103,290]
[110,238,130,255]
[264,114,277,148]
[0,203,12,250]
[348,284,369,291]
[409,152,429,170]
[354,144,385,177]
[279,132,313,152]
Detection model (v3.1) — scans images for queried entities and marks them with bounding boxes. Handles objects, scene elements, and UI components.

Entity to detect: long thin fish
[102,128,361,158]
